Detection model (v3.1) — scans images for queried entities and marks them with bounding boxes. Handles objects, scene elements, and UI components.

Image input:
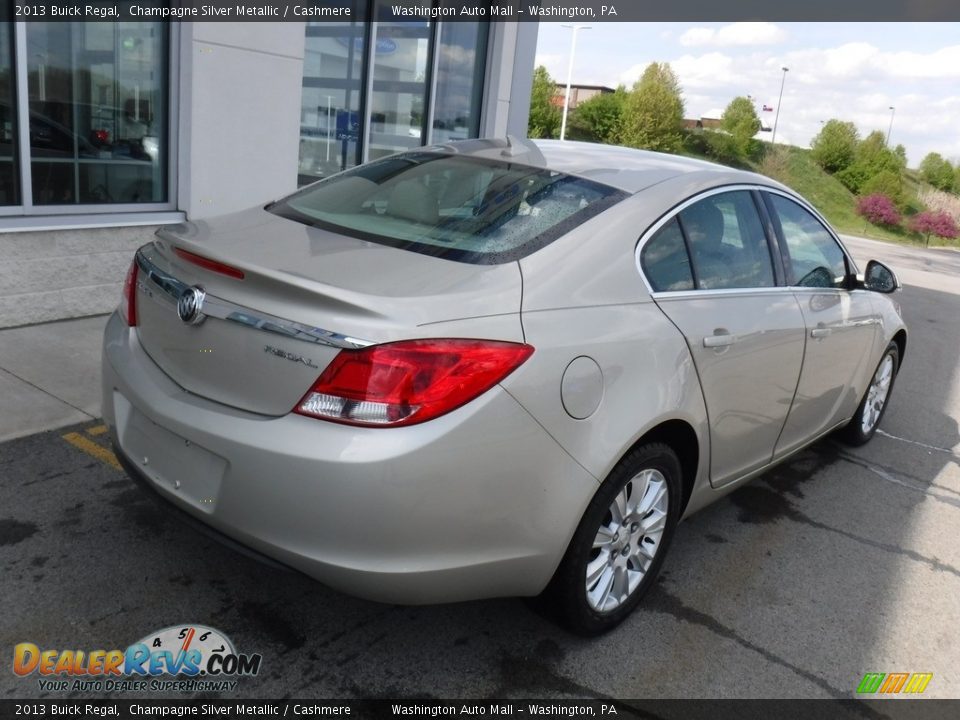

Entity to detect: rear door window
[677,191,776,290]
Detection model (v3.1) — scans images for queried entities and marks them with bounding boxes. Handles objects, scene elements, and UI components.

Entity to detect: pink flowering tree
[855,194,901,228]
[910,211,959,246]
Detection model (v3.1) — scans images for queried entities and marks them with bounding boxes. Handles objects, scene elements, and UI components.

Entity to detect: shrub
[861,170,905,209]
[910,210,959,246]
[856,194,901,227]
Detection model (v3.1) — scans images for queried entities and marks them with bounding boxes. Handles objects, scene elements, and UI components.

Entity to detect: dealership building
[0,13,537,327]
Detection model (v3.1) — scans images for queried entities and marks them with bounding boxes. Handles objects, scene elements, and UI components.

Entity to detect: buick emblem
[177,286,206,325]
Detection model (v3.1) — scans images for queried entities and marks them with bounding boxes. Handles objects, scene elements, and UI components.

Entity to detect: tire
[545,442,682,635]
[839,341,899,447]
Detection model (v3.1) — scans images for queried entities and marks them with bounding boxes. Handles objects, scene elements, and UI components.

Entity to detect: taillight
[294,339,534,428]
[120,259,138,327]
[173,247,245,279]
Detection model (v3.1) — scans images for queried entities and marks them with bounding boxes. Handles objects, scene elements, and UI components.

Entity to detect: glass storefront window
[297,7,490,186]
[368,14,431,161]
[298,4,369,185]
[432,22,487,144]
[0,7,19,206]
[26,21,168,205]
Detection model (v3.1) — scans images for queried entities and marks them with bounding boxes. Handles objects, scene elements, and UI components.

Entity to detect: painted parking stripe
[62,431,121,471]
[85,424,108,436]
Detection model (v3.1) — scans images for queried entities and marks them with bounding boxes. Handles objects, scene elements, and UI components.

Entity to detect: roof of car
[425,137,781,195]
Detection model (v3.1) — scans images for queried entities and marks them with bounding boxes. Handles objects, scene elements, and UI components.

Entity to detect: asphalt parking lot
[2,235,959,700]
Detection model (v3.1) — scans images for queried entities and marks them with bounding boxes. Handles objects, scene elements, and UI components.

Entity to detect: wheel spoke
[587,566,615,610]
[610,566,629,604]
[586,552,610,587]
[593,524,616,549]
[641,508,666,535]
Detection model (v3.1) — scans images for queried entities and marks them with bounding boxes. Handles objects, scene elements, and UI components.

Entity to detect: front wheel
[545,442,682,635]
[839,341,899,446]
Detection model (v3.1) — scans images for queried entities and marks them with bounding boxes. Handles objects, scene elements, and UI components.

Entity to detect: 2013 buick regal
[102,138,906,634]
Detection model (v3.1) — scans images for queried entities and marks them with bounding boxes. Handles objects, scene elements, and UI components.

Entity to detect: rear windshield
[268,152,627,264]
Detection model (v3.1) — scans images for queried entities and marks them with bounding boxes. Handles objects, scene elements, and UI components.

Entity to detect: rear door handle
[810,327,832,339]
[703,334,738,348]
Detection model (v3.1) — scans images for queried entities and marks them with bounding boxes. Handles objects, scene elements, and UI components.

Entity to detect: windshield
[268,152,627,264]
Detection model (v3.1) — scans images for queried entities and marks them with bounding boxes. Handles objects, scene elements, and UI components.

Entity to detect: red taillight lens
[173,247,245,280]
[120,260,138,327]
[294,339,534,427]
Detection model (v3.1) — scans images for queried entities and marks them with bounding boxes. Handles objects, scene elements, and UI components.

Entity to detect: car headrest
[387,182,439,226]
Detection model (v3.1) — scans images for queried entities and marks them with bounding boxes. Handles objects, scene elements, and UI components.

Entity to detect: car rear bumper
[101,311,598,604]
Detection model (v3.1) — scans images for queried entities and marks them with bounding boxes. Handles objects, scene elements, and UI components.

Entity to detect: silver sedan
[102,138,906,634]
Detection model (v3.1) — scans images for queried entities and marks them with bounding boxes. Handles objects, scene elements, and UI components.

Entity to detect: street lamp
[559,23,591,142]
[887,106,896,145]
[771,66,789,145]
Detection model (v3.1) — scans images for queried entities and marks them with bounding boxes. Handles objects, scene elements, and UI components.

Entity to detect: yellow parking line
[62,432,122,471]
[85,424,108,436]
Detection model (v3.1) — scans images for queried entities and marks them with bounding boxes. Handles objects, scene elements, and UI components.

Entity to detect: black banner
[10,0,960,22]
[2,700,960,720]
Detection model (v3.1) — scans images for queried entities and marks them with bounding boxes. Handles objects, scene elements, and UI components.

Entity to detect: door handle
[810,327,832,339]
[703,334,738,348]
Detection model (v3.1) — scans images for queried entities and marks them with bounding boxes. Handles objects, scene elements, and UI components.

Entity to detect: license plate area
[115,392,226,513]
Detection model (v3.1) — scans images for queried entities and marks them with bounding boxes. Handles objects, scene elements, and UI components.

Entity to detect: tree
[836,130,900,194]
[910,210,958,246]
[893,144,908,169]
[528,66,562,139]
[620,62,685,153]
[720,96,761,158]
[810,120,859,173]
[567,86,627,144]
[856,194,901,227]
[919,152,955,192]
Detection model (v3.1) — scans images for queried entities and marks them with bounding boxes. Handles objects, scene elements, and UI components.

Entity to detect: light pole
[886,106,896,145]
[771,66,789,145]
[559,23,591,141]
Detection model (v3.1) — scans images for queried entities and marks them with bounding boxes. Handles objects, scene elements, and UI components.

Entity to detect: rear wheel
[546,442,681,635]
[839,341,899,446]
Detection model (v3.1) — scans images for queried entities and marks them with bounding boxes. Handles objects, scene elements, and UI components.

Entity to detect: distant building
[552,84,616,110]
[682,117,723,131]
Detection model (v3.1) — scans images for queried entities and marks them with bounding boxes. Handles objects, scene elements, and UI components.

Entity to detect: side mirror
[863,260,900,294]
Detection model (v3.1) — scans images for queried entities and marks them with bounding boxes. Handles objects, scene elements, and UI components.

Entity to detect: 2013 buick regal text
[102,138,906,634]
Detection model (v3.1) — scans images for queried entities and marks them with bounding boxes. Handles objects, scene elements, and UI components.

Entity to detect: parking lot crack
[646,588,891,717]
[835,450,960,507]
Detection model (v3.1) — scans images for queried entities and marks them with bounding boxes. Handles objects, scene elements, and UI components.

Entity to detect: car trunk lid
[133,207,523,416]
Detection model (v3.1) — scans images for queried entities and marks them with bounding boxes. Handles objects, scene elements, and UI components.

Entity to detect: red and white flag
[762,104,774,112]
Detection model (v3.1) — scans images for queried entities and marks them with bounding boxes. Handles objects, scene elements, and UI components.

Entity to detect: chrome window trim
[135,249,373,350]
[634,183,859,298]
[651,287,798,301]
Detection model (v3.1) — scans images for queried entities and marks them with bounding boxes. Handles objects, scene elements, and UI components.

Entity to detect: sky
[535,22,960,167]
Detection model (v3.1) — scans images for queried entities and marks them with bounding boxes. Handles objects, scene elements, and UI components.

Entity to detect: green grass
[756,145,917,244]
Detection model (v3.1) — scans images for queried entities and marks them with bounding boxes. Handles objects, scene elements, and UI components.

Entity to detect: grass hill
[682,139,958,248]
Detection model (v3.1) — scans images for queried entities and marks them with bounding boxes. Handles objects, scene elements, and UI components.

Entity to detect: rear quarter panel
[503,190,712,518]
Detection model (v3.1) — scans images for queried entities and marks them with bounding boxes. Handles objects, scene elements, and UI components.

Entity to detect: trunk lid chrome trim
[135,248,373,350]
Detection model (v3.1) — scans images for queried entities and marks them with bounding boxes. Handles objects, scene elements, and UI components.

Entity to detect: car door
[640,188,806,487]
[764,192,880,458]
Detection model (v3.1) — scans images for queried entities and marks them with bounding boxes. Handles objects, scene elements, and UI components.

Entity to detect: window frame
[760,189,856,290]
[635,183,859,297]
[0,21,178,218]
